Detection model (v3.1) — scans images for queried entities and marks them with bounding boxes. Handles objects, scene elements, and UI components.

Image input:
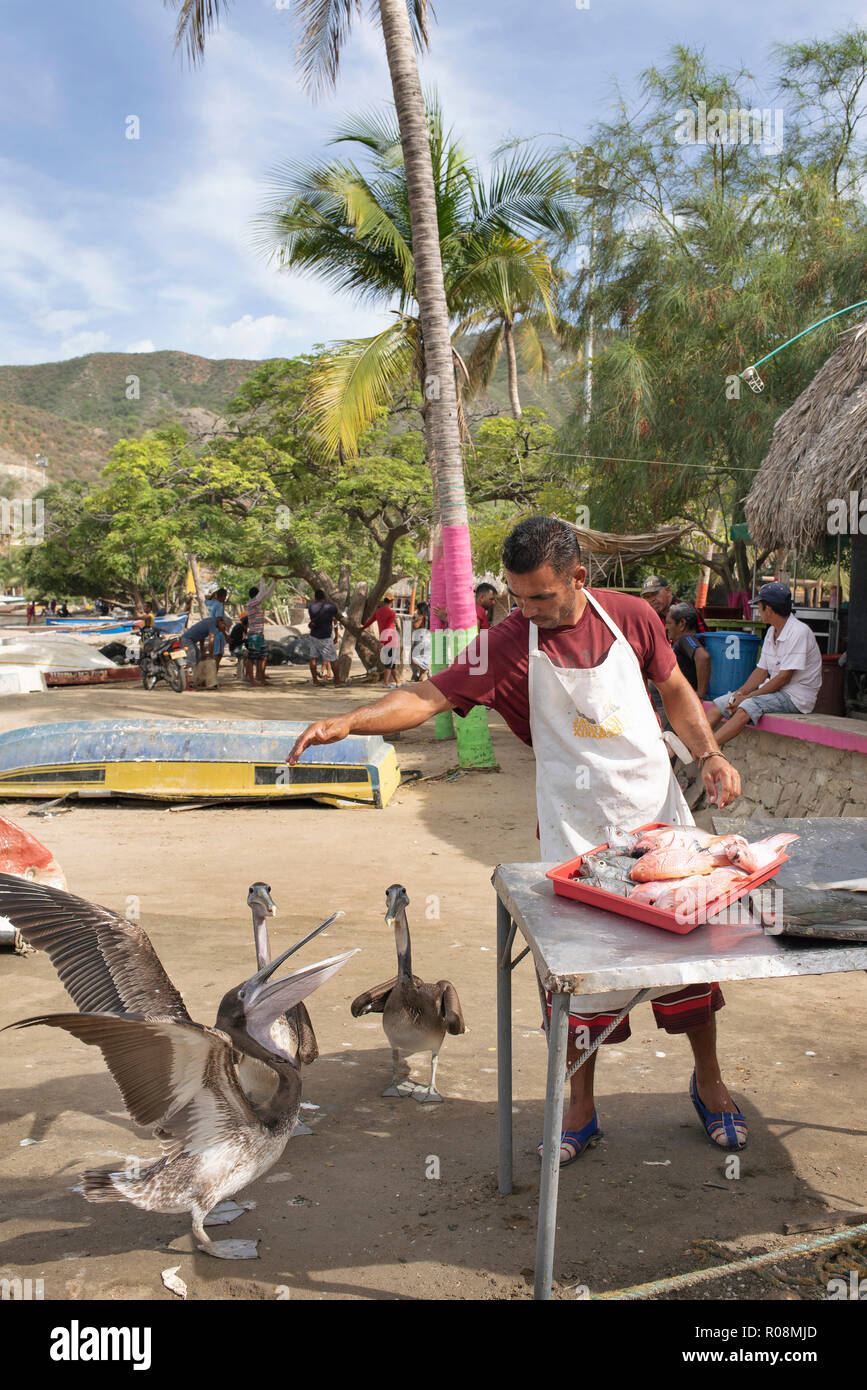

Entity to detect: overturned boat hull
[0,718,400,809]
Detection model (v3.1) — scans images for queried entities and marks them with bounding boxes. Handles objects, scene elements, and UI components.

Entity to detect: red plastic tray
[546,822,792,934]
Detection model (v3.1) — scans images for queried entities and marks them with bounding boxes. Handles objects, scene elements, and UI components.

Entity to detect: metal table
[493,861,867,1301]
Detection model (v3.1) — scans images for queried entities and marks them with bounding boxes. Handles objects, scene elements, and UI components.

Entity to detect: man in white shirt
[706,582,822,746]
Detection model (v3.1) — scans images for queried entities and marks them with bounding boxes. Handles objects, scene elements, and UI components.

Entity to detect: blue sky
[0,0,860,365]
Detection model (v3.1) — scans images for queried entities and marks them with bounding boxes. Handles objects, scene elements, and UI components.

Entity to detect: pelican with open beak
[1,873,354,1258]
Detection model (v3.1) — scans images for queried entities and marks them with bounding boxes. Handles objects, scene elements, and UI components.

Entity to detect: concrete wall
[720,729,867,820]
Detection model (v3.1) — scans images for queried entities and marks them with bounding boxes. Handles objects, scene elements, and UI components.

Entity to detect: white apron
[529,590,693,1013]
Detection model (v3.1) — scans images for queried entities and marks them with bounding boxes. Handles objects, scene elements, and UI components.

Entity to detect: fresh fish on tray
[631,826,724,855]
[604,826,643,854]
[570,826,799,919]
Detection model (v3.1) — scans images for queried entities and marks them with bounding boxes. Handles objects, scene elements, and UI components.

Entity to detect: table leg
[535,989,569,1301]
[497,899,513,1196]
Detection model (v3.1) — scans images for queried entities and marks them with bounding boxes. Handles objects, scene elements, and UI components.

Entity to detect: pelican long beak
[244,949,359,1053]
[385,886,409,927]
[245,910,345,995]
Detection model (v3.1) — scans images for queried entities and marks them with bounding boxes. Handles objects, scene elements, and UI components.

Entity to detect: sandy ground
[0,665,865,1302]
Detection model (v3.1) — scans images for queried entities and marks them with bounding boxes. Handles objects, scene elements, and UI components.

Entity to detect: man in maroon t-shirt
[474,582,497,630]
[362,594,399,686]
[287,517,745,1160]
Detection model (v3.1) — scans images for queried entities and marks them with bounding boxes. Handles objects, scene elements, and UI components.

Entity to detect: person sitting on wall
[706,582,822,747]
[666,604,710,698]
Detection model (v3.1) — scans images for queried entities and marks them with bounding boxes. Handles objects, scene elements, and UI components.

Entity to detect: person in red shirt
[362,593,399,686]
[287,517,744,1162]
[474,582,496,630]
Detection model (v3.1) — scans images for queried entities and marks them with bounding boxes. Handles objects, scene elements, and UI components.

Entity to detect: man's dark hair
[313,588,325,601]
[248,586,258,598]
[475,582,496,598]
[761,596,792,618]
[213,588,228,601]
[502,516,582,575]
[668,603,700,631]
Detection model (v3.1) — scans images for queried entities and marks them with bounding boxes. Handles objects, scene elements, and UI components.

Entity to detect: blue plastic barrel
[702,631,762,700]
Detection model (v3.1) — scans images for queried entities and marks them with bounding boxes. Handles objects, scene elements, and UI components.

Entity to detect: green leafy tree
[558,36,867,590]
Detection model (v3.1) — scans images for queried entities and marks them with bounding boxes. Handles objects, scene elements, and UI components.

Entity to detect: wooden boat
[44,615,187,635]
[0,718,400,808]
[0,634,124,681]
[45,668,141,687]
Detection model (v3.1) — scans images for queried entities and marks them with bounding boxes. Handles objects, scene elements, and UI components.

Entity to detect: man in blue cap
[706,582,822,746]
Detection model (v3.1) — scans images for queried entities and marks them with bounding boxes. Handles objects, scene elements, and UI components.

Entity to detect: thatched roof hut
[745,321,867,551]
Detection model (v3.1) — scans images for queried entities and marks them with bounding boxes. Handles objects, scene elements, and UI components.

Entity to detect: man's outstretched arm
[286,682,454,764]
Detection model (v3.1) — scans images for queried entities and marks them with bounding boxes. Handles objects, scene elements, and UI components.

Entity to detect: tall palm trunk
[422,403,455,740]
[378,0,494,767]
[503,319,523,418]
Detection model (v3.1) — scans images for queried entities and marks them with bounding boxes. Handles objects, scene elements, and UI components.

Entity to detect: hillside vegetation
[0,350,261,483]
[0,346,570,486]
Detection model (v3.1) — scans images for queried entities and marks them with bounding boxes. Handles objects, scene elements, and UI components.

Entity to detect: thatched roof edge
[745,320,867,552]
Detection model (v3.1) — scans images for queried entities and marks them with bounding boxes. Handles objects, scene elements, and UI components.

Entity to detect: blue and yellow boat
[0,718,400,809]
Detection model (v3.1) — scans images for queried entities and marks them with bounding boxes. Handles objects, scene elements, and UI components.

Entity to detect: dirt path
[0,672,864,1300]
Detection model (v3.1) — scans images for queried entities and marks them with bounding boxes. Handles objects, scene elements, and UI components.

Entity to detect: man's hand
[287,716,353,765]
[287,684,453,766]
[727,690,744,711]
[702,754,741,808]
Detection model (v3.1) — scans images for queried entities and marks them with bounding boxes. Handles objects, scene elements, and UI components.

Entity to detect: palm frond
[513,317,551,380]
[165,0,234,65]
[449,232,556,325]
[462,324,505,397]
[295,0,431,96]
[471,152,580,241]
[255,157,414,305]
[306,322,418,453]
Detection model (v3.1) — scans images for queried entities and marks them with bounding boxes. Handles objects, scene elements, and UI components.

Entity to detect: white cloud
[201,313,311,358]
[58,330,110,359]
[35,309,89,335]
[125,339,156,353]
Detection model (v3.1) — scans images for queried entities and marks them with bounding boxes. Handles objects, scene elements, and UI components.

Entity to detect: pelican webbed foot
[382,1079,420,1098]
[411,1053,444,1103]
[382,1049,419,1098]
[197,1237,261,1260]
[203,1199,254,1227]
[412,1084,443,1104]
[194,1212,260,1258]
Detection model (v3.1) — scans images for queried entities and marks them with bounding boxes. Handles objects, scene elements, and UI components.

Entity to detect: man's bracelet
[698,751,732,769]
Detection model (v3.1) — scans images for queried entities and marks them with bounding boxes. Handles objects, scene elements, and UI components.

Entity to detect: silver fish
[604,826,642,854]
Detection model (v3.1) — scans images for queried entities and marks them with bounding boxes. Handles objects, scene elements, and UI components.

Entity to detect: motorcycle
[140,626,186,693]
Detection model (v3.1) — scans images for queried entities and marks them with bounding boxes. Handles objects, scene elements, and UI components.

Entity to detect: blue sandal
[537,1111,602,1167]
[690,1071,747,1150]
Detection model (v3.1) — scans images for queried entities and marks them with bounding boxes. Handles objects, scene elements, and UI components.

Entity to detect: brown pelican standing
[247,882,321,1065]
[351,884,465,1104]
[0,874,352,1259]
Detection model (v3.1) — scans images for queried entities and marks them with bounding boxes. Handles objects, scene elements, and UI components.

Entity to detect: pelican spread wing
[0,874,190,1021]
[9,1013,257,1149]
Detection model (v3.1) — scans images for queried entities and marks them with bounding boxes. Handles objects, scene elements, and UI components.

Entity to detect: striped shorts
[547,983,724,1043]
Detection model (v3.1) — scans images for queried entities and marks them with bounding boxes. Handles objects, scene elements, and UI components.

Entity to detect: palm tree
[259,104,575,442]
[163,0,497,764]
[451,232,558,418]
